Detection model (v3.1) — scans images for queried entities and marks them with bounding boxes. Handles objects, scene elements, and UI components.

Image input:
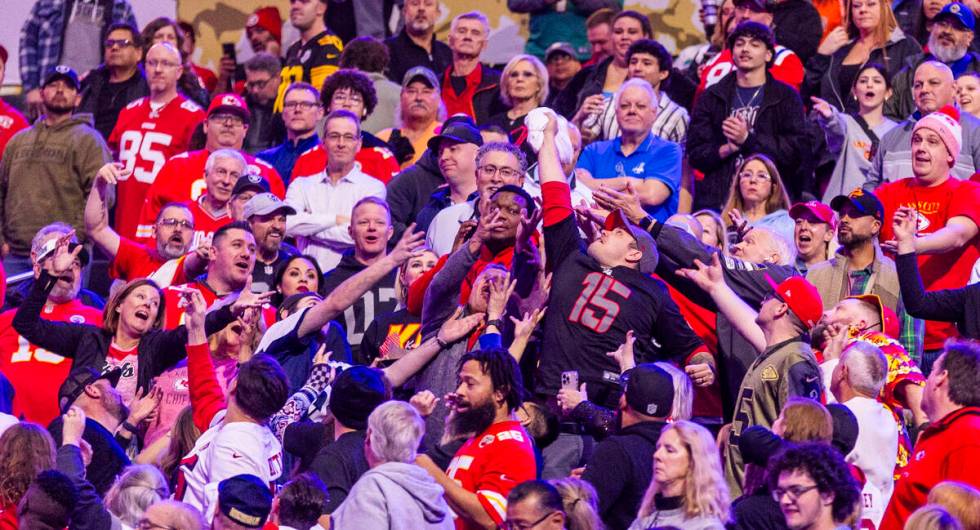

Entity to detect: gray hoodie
[816,108,897,203]
[329,462,455,530]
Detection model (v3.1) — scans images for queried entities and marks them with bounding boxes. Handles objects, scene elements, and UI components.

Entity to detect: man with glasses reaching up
[135,93,286,245]
[78,22,148,139]
[107,42,205,240]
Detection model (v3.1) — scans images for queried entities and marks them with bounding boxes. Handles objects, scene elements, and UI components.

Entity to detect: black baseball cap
[217,474,273,528]
[328,366,387,430]
[427,121,484,152]
[58,366,122,414]
[232,173,271,196]
[491,184,537,213]
[830,188,884,220]
[623,363,674,417]
[738,425,784,466]
[42,65,80,90]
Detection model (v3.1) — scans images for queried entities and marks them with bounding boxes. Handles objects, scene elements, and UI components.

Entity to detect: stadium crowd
[2,0,980,528]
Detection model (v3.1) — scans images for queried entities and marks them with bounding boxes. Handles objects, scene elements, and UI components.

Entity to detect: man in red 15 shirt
[109,42,206,240]
[0,225,102,425]
[136,93,286,242]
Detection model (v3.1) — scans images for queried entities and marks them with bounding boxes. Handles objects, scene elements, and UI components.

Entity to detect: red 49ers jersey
[136,149,285,241]
[0,299,103,424]
[109,96,206,239]
[291,143,399,184]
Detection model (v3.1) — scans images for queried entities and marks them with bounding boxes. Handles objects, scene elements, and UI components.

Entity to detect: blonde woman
[630,421,729,530]
[487,54,549,157]
[551,478,605,530]
[803,0,920,114]
[721,154,795,247]
[928,482,980,530]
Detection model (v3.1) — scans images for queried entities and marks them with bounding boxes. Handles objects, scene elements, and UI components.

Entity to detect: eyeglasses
[479,164,522,180]
[208,113,244,126]
[502,511,560,530]
[283,100,320,111]
[105,38,134,48]
[145,59,179,70]
[158,218,193,230]
[326,132,360,144]
[245,78,273,90]
[332,91,364,105]
[738,171,772,182]
[772,484,820,503]
[509,70,538,79]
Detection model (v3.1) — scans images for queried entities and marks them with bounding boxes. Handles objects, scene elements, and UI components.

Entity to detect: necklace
[736,85,763,109]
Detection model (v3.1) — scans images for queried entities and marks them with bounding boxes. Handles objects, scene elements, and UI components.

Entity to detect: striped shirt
[597,92,690,145]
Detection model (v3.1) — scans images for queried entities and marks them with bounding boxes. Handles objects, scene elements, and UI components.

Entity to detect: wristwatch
[486,318,505,330]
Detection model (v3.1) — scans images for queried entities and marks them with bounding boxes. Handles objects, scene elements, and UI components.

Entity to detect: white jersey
[174,410,283,522]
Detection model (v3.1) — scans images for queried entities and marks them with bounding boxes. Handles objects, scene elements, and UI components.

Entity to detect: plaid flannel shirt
[848,268,925,363]
[19,0,137,90]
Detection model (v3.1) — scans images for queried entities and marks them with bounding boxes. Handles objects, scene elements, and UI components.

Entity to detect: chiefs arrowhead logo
[222,95,241,107]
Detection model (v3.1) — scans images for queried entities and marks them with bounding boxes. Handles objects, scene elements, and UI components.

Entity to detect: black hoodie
[320,251,398,362]
[385,148,444,241]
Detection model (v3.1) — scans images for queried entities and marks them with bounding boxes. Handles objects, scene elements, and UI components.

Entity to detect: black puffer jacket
[687,72,808,210]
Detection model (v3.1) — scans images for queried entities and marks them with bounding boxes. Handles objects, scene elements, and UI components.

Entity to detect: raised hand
[817,26,849,56]
[437,307,486,345]
[810,96,834,119]
[452,220,478,254]
[48,231,83,276]
[127,385,163,425]
[676,253,726,294]
[515,209,542,255]
[182,287,208,334]
[592,182,645,224]
[388,223,427,265]
[62,406,87,447]
[888,206,919,254]
[231,277,275,315]
[95,162,129,187]
[486,274,517,321]
[606,329,637,372]
[511,307,546,344]
[409,390,440,418]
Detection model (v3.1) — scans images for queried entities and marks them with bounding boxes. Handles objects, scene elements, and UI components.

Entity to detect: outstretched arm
[298,226,426,337]
[677,253,766,354]
[84,163,122,257]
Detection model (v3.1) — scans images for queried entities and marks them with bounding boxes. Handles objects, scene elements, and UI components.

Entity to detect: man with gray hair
[829,340,897,527]
[426,140,526,256]
[329,400,454,529]
[576,78,682,223]
[865,60,980,187]
[243,52,286,153]
[181,149,244,251]
[442,11,504,124]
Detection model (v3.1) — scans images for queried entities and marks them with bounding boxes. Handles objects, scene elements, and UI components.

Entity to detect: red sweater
[880,406,980,530]
[186,340,226,432]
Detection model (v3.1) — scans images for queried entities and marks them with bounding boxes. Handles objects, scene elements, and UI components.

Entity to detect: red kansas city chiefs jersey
[183,197,231,251]
[291,143,400,184]
[109,96,206,239]
[446,420,536,529]
[0,299,103,424]
[136,149,285,241]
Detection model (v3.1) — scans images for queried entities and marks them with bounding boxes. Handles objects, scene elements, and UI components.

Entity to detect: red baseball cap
[246,6,283,44]
[765,275,824,329]
[790,201,837,229]
[208,93,251,124]
[846,294,900,338]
